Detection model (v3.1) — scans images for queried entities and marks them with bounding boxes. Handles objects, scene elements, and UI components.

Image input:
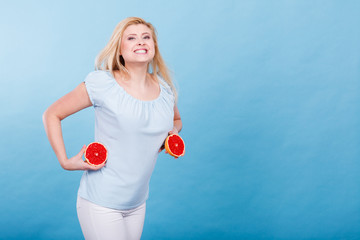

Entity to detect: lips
[134,49,147,54]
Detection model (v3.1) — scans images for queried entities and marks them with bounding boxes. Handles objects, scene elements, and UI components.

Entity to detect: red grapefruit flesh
[165,134,185,158]
[84,142,108,166]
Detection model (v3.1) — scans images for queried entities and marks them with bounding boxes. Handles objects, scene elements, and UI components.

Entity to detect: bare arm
[159,104,183,154]
[42,82,105,171]
[171,104,182,134]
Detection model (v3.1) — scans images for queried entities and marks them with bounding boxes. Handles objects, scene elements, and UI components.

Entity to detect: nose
[137,39,144,45]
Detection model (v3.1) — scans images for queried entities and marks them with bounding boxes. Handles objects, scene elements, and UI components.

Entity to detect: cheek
[149,42,156,57]
[120,41,131,56]
[150,50,155,59]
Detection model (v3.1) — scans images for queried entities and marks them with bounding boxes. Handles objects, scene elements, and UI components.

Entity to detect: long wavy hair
[95,17,177,101]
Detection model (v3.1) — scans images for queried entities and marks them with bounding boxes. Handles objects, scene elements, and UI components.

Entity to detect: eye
[127,37,135,40]
[143,35,151,39]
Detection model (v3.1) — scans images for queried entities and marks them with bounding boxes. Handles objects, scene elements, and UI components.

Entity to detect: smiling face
[120,24,156,65]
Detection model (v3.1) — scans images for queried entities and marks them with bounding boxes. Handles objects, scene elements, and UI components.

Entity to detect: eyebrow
[126,32,151,37]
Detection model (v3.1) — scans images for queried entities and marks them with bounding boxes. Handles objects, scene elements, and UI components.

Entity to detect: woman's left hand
[168,126,179,135]
[158,127,179,155]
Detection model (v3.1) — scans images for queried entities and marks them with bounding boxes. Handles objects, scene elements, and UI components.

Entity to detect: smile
[134,49,147,54]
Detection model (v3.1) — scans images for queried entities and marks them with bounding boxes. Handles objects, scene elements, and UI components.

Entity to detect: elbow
[42,108,59,126]
[42,108,52,125]
[42,109,48,125]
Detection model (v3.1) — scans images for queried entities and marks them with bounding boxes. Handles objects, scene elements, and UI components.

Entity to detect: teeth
[135,49,147,53]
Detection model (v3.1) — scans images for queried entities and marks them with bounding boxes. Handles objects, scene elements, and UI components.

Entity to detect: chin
[125,58,153,65]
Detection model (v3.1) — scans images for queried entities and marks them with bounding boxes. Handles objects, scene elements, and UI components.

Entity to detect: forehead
[123,24,152,35]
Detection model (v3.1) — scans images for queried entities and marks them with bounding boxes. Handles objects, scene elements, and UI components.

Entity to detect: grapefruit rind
[84,142,108,166]
[165,134,185,158]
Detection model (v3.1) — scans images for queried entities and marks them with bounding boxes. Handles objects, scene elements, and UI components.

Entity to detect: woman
[43,17,182,240]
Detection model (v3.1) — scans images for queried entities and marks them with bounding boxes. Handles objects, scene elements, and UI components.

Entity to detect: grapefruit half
[84,142,108,166]
[165,134,185,158]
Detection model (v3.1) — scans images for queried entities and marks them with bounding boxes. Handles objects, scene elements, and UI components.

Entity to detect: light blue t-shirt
[78,70,174,210]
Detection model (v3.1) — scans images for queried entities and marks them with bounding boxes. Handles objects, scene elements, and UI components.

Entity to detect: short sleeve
[84,70,114,107]
[158,76,175,103]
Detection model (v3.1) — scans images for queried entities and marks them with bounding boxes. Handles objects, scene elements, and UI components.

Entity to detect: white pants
[76,196,146,240]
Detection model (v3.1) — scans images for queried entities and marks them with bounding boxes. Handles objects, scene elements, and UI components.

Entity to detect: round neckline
[106,71,162,103]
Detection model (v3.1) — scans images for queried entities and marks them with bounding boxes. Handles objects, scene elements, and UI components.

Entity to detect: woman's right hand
[43,82,97,170]
[62,145,106,171]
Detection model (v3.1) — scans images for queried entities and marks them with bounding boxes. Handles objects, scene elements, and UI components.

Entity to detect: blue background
[1,0,359,239]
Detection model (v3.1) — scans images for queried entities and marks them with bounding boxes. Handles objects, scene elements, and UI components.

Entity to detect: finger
[84,164,98,171]
[77,145,87,158]
[87,162,106,171]
[79,161,90,170]
[159,143,165,153]
[96,162,106,169]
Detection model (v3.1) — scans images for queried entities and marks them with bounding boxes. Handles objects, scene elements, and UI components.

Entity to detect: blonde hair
[95,17,177,101]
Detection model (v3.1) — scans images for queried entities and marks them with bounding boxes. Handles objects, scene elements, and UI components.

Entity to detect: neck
[124,63,149,86]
